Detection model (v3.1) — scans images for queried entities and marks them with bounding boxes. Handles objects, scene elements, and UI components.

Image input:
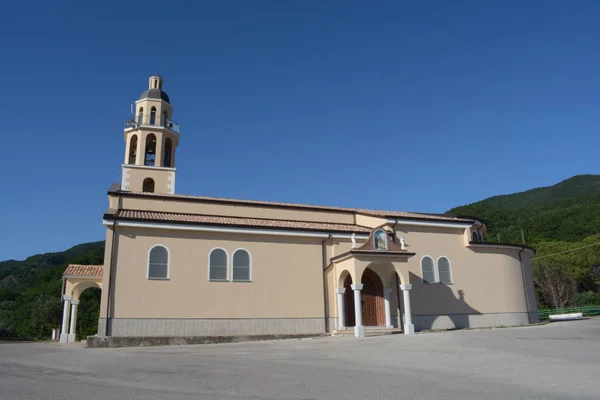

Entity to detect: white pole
[60,295,71,343]
[384,288,393,328]
[400,284,415,335]
[336,288,346,330]
[68,300,79,343]
[351,284,364,337]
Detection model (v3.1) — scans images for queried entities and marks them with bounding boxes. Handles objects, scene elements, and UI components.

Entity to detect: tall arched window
[163,138,173,168]
[472,231,479,242]
[138,107,144,125]
[145,134,156,166]
[142,178,155,193]
[437,257,452,284]
[421,256,436,284]
[128,135,137,164]
[148,245,169,279]
[162,110,168,126]
[232,249,251,281]
[150,107,156,125]
[209,248,228,281]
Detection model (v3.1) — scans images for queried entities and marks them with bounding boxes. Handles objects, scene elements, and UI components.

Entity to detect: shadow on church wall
[408,272,481,331]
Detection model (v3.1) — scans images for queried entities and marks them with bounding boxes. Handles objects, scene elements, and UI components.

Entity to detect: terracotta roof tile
[110,209,371,233]
[63,265,104,277]
[109,189,475,223]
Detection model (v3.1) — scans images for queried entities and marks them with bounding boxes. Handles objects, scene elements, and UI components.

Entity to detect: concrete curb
[87,333,326,348]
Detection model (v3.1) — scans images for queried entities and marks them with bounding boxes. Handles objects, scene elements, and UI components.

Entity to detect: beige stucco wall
[105,227,326,320]
[119,197,356,225]
[394,226,535,316]
[122,165,175,194]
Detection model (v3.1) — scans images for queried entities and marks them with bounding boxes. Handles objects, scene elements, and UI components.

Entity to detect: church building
[59,76,538,344]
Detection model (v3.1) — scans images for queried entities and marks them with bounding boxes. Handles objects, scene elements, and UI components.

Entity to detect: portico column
[336,288,346,330]
[400,284,415,335]
[383,288,393,328]
[59,295,72,343]
[351,284,364,337]
[68,299,80,343]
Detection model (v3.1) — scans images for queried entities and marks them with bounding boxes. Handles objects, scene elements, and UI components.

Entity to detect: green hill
[447,175,600,244]
[0,241,104,339]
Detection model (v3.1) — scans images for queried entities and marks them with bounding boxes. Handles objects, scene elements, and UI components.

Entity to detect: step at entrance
[332,327,403,337]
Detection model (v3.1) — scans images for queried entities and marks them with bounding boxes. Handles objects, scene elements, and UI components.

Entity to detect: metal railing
[537,305,600,320]
[124,116,180,133]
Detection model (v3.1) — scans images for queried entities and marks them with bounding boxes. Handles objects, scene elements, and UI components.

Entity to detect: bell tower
[121,75,179,194]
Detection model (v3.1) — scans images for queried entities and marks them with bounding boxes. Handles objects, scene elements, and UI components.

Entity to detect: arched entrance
[343,274,355,327]
[361,268,385,326]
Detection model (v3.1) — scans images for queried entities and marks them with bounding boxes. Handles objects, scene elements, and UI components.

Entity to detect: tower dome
[138,75,170,103]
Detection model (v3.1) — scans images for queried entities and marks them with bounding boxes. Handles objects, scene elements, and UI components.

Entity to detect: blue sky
[1,1,599,261]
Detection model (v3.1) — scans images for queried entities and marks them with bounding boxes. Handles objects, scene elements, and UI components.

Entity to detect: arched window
[148,245,169,279]
[150,107,156,125]
[162,110,168,126]
[209,248,228,281]
[437,257,452,284]
[232,249,251,281]
[138,107,144,125]
[421,256,436,284]
[145,134,156,166]
[142,178,155,193]
[163,138,172,168]
[128,135,137,164]
[471,231,479,242]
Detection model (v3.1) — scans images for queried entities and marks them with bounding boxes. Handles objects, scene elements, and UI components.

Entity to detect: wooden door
[361,269,384,326]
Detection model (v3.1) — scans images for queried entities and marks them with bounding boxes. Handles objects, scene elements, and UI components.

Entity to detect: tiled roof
[105,209,372,233]
[109,189,475,223]
[63,265,104,277]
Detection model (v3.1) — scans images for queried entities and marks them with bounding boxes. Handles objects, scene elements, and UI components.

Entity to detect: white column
[400,284,415,335]
[336,288,346,330]
[351,283,364,337]
[68,299,80,343]
[59,295,72,343]
[383,288,393,328]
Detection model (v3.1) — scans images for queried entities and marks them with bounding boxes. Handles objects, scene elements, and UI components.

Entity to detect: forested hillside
[0,241,104,339]
[447,174,600,308]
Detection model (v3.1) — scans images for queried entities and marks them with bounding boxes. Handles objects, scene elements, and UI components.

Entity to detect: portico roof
[63,264,104,278]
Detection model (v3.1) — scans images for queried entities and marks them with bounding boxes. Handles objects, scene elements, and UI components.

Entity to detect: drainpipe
[105,220,117,336]
[321,234,333,334]
[518,246,532,322]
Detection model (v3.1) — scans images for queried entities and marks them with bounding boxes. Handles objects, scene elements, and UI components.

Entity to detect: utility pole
[521,229,525,244]
[497,234,500,242]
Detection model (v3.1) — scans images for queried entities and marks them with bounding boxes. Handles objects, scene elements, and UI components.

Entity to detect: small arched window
[148,245,169,279]
[232,249,251,281]
[162,110,168,126]
[128,135,137,164]
[421,256,436,284]
[145,134,156,166]
[437,257,452,284]
[471,231,479,242]
[138,107,144,125]
[163,138,172,168]
[209,248,228,281]
[142,178,155,193]
[150,107,156,125]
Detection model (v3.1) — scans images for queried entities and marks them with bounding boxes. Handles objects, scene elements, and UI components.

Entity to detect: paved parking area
[1,319,599,399]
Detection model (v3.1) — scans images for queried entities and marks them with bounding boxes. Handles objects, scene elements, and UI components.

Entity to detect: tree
[534,262,576,309]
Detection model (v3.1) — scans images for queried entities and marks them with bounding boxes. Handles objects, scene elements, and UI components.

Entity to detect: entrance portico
[60,265,103,343]
[331,227,416,337]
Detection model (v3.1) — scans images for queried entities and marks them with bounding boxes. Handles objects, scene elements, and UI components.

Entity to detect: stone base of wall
[413,312,533,331]
[87,333,326,348]
[97,317,325,337]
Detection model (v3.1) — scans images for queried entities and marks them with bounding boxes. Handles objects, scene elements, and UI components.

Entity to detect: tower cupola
[120,75,180,195]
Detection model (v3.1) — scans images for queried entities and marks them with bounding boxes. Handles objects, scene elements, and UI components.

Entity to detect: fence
[538,306,600,320]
